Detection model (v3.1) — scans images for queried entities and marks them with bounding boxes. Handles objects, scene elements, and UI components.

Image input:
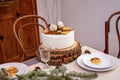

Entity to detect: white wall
[61,0,120,57]
[36,0,61,24]
[36,0,120,57]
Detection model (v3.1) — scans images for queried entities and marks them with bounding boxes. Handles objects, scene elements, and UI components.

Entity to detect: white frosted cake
[41,30,75,49]
[37,21,81,66]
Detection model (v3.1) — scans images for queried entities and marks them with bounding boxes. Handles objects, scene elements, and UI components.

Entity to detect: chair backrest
[13,15,48,61]
[104,11,120,58]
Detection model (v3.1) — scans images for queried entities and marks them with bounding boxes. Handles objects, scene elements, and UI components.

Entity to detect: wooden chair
[104,11,120,58]
[13,15,48,62]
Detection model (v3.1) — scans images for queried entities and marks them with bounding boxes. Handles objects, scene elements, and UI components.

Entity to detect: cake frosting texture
[41,30,75,49]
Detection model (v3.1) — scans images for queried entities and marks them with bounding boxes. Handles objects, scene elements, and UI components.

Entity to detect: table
[27,46,120,80]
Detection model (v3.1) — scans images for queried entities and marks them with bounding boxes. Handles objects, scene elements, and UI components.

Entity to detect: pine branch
[0,66,98,80]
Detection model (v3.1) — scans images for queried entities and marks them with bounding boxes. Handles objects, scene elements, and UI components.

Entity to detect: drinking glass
[39,44,50,69]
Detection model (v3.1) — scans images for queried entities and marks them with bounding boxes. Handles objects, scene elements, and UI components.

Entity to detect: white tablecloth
[28,46,120,80]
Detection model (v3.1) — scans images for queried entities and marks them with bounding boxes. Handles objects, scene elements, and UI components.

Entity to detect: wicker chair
[13,15,48,62]
[104,11,120,58]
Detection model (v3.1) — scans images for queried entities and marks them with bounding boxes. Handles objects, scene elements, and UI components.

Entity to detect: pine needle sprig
[66,71,98,79]
[0,66,98,80]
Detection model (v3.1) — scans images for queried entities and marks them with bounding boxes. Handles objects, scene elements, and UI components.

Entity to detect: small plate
[76,54,118,72]
[82,53,115,69]
[0,62,28,75]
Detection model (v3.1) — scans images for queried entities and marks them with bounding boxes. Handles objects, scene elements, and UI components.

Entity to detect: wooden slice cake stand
[36,41,82,66]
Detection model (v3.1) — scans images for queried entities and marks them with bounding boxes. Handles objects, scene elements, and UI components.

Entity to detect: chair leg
[118,51,120,58]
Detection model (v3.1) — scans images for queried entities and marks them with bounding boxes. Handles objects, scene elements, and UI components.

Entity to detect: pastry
[7,66,18,77]
[62,26,72,31]
[84,50,91,54]
[91,57,101,65]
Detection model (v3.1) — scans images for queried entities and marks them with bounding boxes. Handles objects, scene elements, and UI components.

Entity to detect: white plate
[82,53,115,69]
[0,62,28,75]
[76,54,118,72]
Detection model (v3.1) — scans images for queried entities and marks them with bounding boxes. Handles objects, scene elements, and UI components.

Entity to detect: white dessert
[41,30,75,49]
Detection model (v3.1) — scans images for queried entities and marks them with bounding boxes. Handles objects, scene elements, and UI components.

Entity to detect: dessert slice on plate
[76,53,118,71]
[82,53,116,69]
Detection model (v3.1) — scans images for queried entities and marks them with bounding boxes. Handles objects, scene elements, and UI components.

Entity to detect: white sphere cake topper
[49,24,58,31]
[57,21,64,29]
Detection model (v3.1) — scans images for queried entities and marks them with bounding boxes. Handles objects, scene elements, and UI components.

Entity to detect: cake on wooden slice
[36,21,81,66]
